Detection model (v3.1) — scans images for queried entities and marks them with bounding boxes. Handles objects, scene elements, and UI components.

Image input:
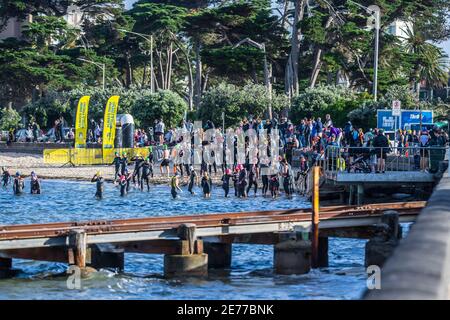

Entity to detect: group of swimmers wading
[1,167,41,195]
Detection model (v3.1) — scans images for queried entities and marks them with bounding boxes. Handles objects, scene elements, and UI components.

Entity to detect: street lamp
[348,1,381,101]
[118,29,155,93]
[233,38,273,120]
[77,58,106,90]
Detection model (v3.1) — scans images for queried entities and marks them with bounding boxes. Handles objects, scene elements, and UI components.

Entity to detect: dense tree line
[0,0,449,129]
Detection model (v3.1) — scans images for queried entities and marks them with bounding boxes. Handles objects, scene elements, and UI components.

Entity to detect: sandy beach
[0,152,224,184]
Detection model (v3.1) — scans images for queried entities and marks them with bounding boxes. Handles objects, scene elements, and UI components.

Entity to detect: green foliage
[199,82,289,127]
[131,90,187,128]
[0,107,21,130]
[290,85,368,127]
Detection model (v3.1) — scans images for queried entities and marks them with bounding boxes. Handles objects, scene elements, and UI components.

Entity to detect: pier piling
[204,242,232,269]
[274,233,311,275]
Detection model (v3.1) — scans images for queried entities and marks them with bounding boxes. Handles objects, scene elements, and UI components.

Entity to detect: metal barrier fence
[323,145,449,176]
[43,147,152,166]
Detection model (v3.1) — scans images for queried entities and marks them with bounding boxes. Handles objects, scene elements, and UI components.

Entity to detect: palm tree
[401,23,449,97]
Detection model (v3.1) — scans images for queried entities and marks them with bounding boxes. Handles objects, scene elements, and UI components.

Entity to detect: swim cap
[122,152,127,156]
[96,171,101,176]
[115,152,119,156]
[16,172,20,177]
[163,144,168,150]
[148,146,153,153]
[225,168,231,175]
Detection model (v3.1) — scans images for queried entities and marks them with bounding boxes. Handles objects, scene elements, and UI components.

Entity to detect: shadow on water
[0,179,369,299]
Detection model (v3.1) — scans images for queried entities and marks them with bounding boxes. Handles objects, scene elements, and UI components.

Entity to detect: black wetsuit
[120,157,128,175]
[91,175,104,199]
[232,172,239,196]
[237,169,247,198]
[112,156,121,180]
[201,176,212,196]
[283,171,292,196]
[221,174,231,197]
[2,170,11,187]
[141,161,151,191]
[132,156,144,184]
[247,166,258,196]
[30,178,41,194]
[148,153,154,177]
[188,170,197,194]
[269,175,279,198]
[119,178,127,196]
[13,177,24,195]
[171,177,178,199]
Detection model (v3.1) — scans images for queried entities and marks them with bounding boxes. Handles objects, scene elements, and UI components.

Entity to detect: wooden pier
[0,201,424,278]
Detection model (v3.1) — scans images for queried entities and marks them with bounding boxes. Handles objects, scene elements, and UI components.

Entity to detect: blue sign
[377,110,433,132]
[377,110,400,132]
[401,110,433,127]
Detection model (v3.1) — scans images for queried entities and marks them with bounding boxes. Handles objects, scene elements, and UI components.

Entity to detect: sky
[123,0,450,57]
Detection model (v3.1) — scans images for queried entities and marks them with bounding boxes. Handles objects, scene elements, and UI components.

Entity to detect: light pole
[119,29,155,93]
[77,58,106,90]
[233,38,273,120]
[348,1,381,101]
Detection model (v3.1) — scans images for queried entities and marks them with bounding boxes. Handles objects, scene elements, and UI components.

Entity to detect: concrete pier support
[164,223,208,277]
[0,258,15,279]
[274,233,311,275]
[317,237,329,268]
[88,244,124,271]
[365,210,401,267]
[357,184,364,205]
[204,242,232,269]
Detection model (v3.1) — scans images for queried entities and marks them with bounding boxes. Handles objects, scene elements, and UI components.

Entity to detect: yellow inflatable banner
[74,96,90,148]
[102,95,120,161]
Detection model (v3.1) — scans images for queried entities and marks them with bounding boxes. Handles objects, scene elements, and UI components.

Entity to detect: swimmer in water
[201,171,212,198]
[1,167,11,187]
[120,152,129,176]
[187,166,198,195]
[221,168,232,197]
[91,171,104,199]
[119,174,128,197]
[30,171,41,194]
[140,157,151,192]
[237,165,247,198]
[112,152,121,182]
[13,172,24,195]
[131,153,144,187]
[247,163,258,197]
[170,173,182,199]
[269,173,279,199]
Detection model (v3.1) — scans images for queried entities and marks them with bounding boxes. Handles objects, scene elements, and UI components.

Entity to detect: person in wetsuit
[187,166,198,194]
[30,171,41,194]
[237,165,248,198]
[1,167,11,187]
[140,157,152,192]
[246,164,258,197]
[221,168,232,197]
[91,171,104,199]
[119,174,128,197]
[201,171,212,198]
[13,172,24,195]
[112,152,121,182]
[269,174,279,199]
[170,174,182,199]
[281,159,293,197]
[120,152,129,176]
[148,147,155,177]
[232,167,239,196]
[131,153,145,187]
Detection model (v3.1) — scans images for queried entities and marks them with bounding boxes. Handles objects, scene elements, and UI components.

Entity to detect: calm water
[0,179,369,300]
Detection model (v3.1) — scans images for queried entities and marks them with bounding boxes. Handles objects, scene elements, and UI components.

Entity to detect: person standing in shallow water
[112,152,121,182]
[188,166,198,195]
[30,171,41,194]
[13,172,24,195]
[91,171,104,199]
[171,173,182,199]
[221,168,232,197]
[1,167,11,187]
[201,171,212,198]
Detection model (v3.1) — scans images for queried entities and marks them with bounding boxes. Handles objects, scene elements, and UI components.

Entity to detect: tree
[0,106,21,130]
[199,82,289,127]
[131,90,187,128]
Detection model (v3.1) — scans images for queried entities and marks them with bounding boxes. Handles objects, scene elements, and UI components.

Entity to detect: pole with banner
[392,100,401,146]
[102,96,120,163]
[74,96,90,148]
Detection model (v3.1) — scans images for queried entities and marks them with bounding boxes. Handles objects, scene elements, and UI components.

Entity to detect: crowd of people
[2,113,448,199]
